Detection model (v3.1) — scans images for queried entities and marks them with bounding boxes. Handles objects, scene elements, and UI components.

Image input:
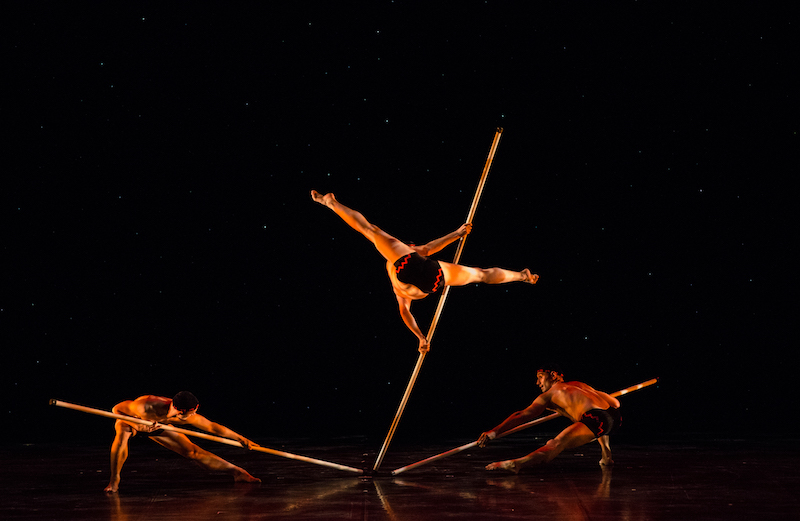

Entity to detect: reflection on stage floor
[2,435,798,520]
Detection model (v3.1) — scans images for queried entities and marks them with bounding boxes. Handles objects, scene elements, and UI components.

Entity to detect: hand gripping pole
[373,128,504,471]
[391,378,658,475]
[50,399,363,474]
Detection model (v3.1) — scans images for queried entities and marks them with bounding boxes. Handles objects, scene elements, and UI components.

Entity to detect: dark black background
[4,2,794,446]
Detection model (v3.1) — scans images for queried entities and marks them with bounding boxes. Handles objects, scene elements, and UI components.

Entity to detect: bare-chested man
[477,364,621,473]
[104,392,260,493]
[311,190,538,352]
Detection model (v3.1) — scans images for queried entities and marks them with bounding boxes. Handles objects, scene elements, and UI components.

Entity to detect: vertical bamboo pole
[373,128,504,471]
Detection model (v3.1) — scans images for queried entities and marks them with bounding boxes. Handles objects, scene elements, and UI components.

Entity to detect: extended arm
[478,397,548,447]
[396,294,430,352]
[597,390,620,409]
[413,223,472,257]
[186,415,259,449]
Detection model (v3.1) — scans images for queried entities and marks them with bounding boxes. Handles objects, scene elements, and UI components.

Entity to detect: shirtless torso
[105,393,259,493]
[478,370,621,473]
[114,395,207,433]
[539,381,620,423]
[311,190,537,352]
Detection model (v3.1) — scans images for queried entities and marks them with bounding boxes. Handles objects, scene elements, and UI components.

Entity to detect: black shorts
[579,408,621,437]
[394,253,444,294]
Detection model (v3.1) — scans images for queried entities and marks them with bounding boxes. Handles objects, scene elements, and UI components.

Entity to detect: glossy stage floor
[2,434,798,520]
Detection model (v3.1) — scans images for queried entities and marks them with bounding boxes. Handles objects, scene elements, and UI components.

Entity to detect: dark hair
[537,363,564,377]
[172,391,199,412]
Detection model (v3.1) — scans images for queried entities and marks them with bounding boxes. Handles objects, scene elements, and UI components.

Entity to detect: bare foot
[485,459,521,474]
[234,470,261,483]
[310,190,336,208]
[521,269,539,284]
[599,457,614,467]
[103,482,119,494]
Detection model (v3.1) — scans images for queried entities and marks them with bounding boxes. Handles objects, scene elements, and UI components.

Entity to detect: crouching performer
[478,364,621,473]
[104,392,260,493]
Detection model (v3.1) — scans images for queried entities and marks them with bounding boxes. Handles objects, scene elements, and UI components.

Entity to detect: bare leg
[598,435,614,466]
[311,190,412,263]
[104,422,133,493]
[151,432,260,483]
[486,423,595,474]
[440,262,538,287]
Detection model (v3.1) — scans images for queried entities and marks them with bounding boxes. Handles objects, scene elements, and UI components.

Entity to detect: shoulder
[565,381,594,392]
[535,387,557,403]
[133,394,168,402]
[393,285,417,303]
[133,395,169,408]
[182,413,212,428]
[543,382,573,402]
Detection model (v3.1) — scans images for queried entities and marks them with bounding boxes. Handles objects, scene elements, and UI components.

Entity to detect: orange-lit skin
[478,371,620,473]
[103,395,260,493]
[311,191,538,352]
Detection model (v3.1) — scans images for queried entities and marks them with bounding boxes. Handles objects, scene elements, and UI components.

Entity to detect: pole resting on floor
[50,399,363,474]
[373,128,504,472]
[390,378,659,475]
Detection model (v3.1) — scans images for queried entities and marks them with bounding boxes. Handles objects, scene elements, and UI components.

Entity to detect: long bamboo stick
[373,128,504,471]
[391,377,658,475]
[50,399,363,474]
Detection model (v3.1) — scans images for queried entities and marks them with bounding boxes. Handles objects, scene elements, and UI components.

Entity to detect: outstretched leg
[440,262,538,287]
[150,432,260,483]
[311,190,412,263]
[486,422,595,474]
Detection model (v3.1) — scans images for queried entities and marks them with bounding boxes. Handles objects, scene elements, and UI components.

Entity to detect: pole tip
[361,468,390,480]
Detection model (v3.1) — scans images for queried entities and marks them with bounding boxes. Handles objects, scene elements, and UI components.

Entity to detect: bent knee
[545,438,564,450]
[114,420,134,434]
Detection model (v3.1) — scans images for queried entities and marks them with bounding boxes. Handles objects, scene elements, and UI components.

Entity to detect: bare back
[114,395,171,422]
[113,395,207,431]
[541,381,620,423]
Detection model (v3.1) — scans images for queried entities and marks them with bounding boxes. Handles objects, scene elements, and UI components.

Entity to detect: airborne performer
[311,190,538,352]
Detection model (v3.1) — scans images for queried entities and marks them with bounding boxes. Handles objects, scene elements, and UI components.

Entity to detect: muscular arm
[183,414,259,449]
[478,396,549,447]
[597,390,620,409]
[413,223,471,257]
[111,399,159,432]
[395,294,430,352]
[111,401,134,416]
